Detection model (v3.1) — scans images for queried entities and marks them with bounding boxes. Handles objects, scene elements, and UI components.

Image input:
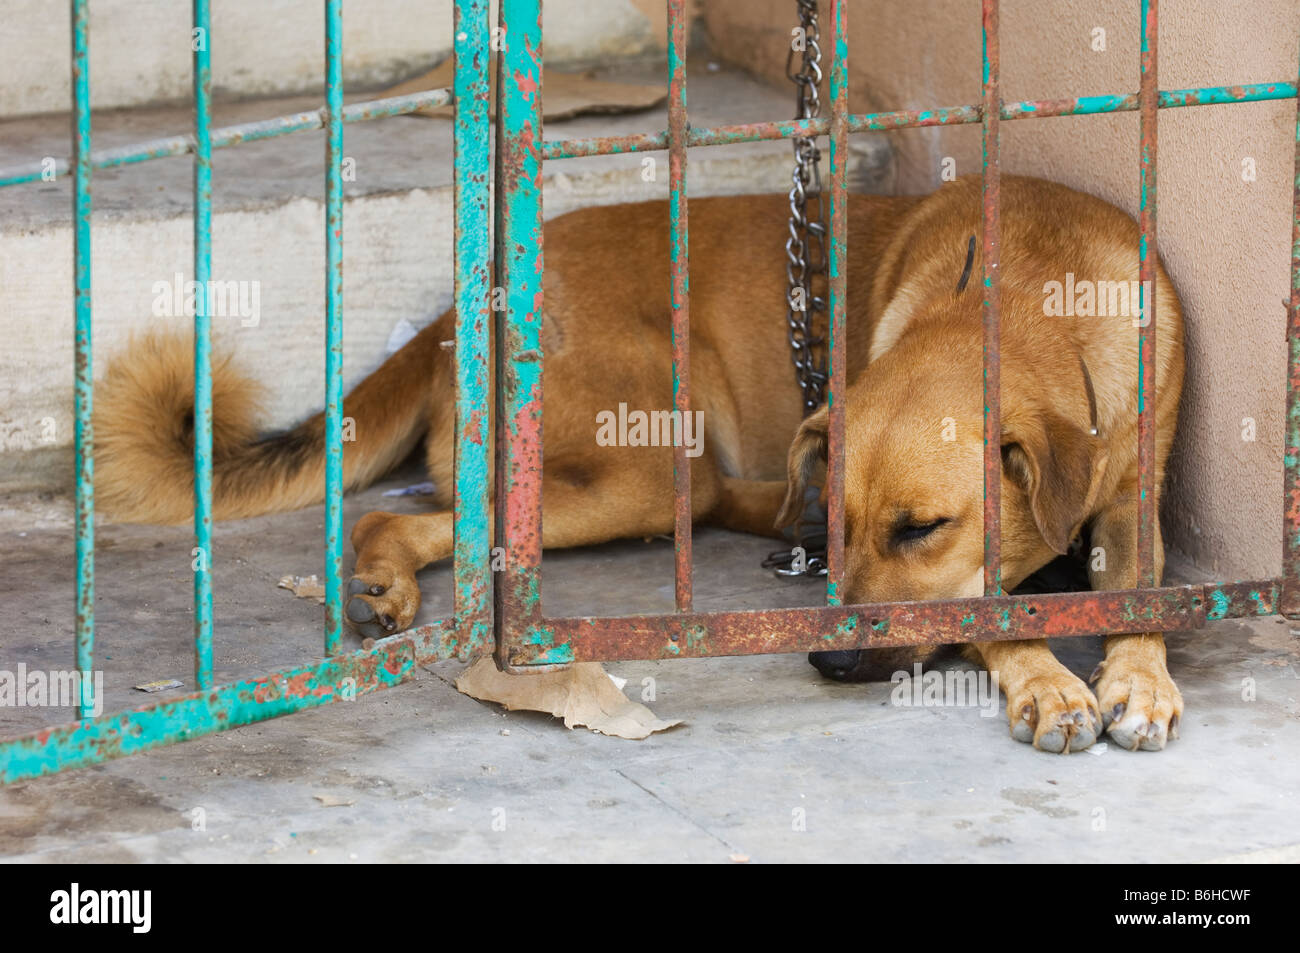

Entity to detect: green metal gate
[0,0,1298,782]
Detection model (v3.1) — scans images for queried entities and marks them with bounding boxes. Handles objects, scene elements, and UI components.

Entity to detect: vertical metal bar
[71,0,95,719]
[667,0,692,612]
[192,0,215,688]
[453,0,493,654]
[323,0,345,655]
[981,0,1002,597]
[1283,30,1300,618]
[825,0,848,605]
[495,0,545,663]
[1136,0,1159,588]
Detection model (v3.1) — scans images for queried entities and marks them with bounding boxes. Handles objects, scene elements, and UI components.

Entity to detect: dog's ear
[1001,409,1108,555]
[776,404,830,529]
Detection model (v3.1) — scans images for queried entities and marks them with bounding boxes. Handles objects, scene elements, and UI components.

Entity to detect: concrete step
[0,62,893,494]
[1,0,672,118]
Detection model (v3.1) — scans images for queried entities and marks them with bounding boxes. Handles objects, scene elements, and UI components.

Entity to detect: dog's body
[96,175,1184,753]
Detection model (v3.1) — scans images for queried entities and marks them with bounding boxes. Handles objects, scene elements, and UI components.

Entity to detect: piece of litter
[278,574,326,604]
[729,853,750,863]
[456,658,682,740]
[386,316,420,353]
[500,729,511,736]
[382,481,436,497]
[134,678,184,693]
[1087,742,1109,756]
[313,794,356,807]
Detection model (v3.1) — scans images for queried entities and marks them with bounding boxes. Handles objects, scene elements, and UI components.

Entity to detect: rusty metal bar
[0,88,453,189]
[70,0,95,720]
[323,0,345,655]
[667,0,692,612]
[507,584,1224,667]
[1137,0,1160,588]
[981,0,1002,596]
[4,83,1291,191]
[452,0,494,655]
[825,0,848,603]
[494,0,546,667]
[192,0,215,685]
[527,83,1297,162]
[1285,31,1300,618]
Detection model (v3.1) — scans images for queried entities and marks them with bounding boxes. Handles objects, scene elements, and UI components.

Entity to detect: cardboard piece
[378,59,665,121]
[456,658,681,740]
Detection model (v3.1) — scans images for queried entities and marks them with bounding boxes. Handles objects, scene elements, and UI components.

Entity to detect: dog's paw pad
[344,570,416,640]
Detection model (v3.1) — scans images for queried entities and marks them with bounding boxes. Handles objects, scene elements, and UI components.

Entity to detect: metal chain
[783,0,829,417]
[767,0,829,579]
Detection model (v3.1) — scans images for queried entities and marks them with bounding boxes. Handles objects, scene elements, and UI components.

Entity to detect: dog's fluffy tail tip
[95,332,263,524]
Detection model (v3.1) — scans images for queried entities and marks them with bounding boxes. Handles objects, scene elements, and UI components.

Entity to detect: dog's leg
[971,640,1103,753]
[1086,498,1183,751]
[346,456,720,639]
[345,510,454,639]
[707,477,789,538]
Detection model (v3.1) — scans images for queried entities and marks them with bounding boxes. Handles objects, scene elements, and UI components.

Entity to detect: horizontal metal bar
[502,579,1287,666]
[0,88,453,188]
[538,82,1297,160]
[3,80,1289,187]
[0,615,469,784]
[2,573,1282,781]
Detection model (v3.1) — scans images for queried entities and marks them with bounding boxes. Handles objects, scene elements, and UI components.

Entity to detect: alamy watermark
[152,273,261,327]
[890,663,1000,718]
[1043,273,1152,324]
[595,402,705,458]
[0,664,103,717]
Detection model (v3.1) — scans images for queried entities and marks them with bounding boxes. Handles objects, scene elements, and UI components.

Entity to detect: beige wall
[704,0,1300,579]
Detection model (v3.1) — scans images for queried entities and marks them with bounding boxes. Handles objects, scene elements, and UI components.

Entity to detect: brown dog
[95,174,1184,753]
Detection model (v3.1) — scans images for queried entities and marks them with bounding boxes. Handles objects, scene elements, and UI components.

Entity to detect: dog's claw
[1093,660,1181,752]
[1005,671,1101,753]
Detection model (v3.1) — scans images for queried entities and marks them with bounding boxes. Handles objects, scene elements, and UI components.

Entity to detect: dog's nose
[808,649,870,682]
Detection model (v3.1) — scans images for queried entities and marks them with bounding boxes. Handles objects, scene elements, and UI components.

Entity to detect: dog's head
[776,317,1108,607]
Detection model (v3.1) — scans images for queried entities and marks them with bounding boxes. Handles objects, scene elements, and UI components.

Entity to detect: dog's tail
[95,317,448,524]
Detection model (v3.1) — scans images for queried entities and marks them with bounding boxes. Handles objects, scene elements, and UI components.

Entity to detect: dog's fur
[95,175,1184,753]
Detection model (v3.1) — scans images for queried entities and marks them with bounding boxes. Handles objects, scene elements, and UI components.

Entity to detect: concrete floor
[1,463,1298,863]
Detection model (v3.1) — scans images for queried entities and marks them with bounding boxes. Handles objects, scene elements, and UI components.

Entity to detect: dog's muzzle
[809,645,939,683]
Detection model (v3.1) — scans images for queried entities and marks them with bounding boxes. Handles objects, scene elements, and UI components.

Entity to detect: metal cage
[0,0,1297,781]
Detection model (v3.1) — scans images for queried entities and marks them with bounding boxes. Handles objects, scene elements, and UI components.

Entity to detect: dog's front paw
[1005,671,1102,753]
[1091,655,1182,751]
[345,565,420,641]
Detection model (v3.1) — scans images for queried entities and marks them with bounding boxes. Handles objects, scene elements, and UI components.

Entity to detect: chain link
[783,0,829,417]
[767,0,830,579]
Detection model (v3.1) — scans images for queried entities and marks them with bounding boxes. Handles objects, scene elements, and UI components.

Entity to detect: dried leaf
[278,574,326,604]
[456,659,681,740]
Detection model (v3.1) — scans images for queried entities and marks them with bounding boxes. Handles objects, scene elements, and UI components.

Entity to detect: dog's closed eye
[892,517,950,546]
